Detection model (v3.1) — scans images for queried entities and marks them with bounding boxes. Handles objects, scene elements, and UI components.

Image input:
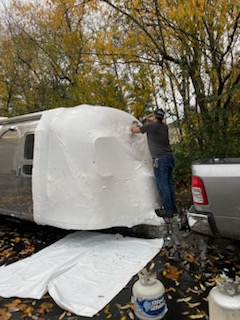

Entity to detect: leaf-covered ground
[0,215,239,320]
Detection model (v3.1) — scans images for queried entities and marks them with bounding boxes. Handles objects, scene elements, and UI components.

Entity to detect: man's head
[154,108,165,120]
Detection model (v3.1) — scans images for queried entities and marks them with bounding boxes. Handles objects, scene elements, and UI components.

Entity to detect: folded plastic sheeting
[0,231,164,317]
[32,105,162,229]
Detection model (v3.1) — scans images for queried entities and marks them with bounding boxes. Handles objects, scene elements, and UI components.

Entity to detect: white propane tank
[208,275,240,320]
[132,268,167,320]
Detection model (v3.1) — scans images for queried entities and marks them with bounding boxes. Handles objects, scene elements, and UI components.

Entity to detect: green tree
[0,0,159,116]
[1,0,240,162]
[89,0,240,157]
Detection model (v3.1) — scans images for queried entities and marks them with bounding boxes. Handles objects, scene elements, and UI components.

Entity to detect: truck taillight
[191,176,208,205]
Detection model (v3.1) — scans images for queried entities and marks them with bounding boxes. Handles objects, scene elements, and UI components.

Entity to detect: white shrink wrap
[32,105,161,229]
[0,231,164,317]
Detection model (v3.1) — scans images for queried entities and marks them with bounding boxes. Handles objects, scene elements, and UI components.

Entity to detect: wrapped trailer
[0,105,161,230]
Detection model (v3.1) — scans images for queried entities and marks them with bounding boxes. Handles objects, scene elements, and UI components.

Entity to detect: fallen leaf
[177,297,192,303]
[188,302,201,308]
[203,273,213,278]
[0,314,12,320]
[188,311,206,319]
[58,311,66,320]
[19,246,35,256]
[0,309,7,316]
[187,255,195,263]
[194,275,201,281]
[5,307,18,313]
[118,304,133,310]
[16,304,27,311]
[23,305,34,316]
[36,302,53,314]
[163,263,183,280]
[199,283,206,291]
[11,237,21,243]
[4,299,21,309]
[1,249,15,258]
[165,287,176,293]
[205,282,216,287]
[104,304,112,318]
[187,288,201,294]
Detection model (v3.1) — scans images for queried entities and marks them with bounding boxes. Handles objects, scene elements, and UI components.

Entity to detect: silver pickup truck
[187,158,240,240]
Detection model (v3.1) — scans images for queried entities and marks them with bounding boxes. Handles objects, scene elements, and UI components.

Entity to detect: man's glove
[131,120,140,129]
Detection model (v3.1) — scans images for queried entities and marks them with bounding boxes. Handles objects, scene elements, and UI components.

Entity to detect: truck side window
[24,134,34,160]
[23,134,34,175]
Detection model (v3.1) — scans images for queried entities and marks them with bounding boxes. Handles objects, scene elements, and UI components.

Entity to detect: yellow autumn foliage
[0,0,240,160]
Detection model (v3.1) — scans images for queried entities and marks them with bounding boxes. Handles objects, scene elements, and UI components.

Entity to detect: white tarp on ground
[0,231,164,317]
[32,105,161,229]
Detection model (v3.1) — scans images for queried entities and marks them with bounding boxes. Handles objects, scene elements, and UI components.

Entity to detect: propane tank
[208,274,240,320]
[132,268,167,320]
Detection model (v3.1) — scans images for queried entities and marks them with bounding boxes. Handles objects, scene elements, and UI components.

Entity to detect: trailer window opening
[23,164,33,175]
[24,134,34,160]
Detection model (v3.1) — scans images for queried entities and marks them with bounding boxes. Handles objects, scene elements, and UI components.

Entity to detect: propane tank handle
[139,268,148,285]
[138,268,157,286]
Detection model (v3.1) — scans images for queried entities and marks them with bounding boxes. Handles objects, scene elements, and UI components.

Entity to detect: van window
[24,134,34,160]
